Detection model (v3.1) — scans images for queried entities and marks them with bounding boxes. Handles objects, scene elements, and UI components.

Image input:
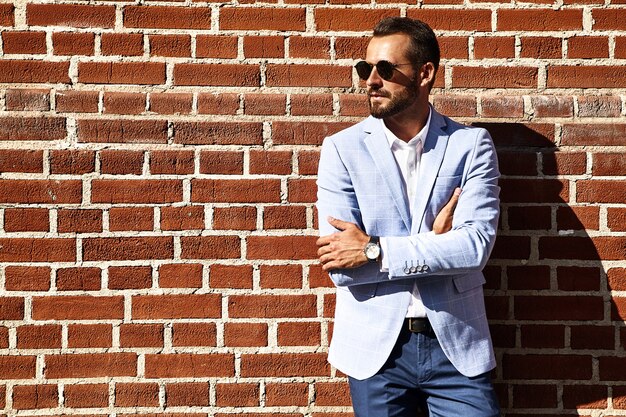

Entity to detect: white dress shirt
[379,109,432,318]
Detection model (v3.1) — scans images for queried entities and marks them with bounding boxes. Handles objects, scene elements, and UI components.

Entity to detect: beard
[368,80,419,119]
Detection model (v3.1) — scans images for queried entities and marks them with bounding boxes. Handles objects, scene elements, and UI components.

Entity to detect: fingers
[442,187,461,212]
[327,216,353,231]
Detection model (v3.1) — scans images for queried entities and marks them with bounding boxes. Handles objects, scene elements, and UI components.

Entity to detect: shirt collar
[381,106,432,149]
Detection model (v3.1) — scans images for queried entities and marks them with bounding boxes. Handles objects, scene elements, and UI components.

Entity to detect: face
[364,34,420,119]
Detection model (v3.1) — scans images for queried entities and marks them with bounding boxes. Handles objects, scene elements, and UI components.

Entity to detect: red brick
[56,267,101,291]
[609,268,626,291]
[224,322,268,347]
[503,354,591,380]
[150,34,190,57]
[278,321,321,346]
[507,265,550,290]
[520,36,562,58]
[288,178,316,202]
[593,152,626,176]
[315,382,351,406]
[181,236,241,259]
[199,150,244,174]
[229,294,317,318]
[314,8,397,31]
[542,151,586,175]
[12,384,58,409]
[407,9,491,30]
[0,3,14,26]
[174,63,259,86]
[608,207,626,231]
[617,36,626,58]
[65,383,108,408]
[577,180,625,204]
[512,384,557,408]
[497,151,536,176]
[109,207,154,231]
[172,322,217,347]
[4,266,51,291]
[498,9,582,30]
[45,353,137,378]
[197,93,240,114]
[260,265,302,289]
[192,179,281,203]
[91,179,182,203]
[17,325,61,349]
[297,150,320,175]
[101,33,143,56]
[308,264,333,288]
[103,92,146,115]
[109,266,152,290]
[508,206,551,230]
[210,264,253,289]
[562,123,626,146]
[500,178,567,203]
[213,206,257,231]
[557,266,601,292]
[149,93,192,114]
[57,209,102,233]
[0,238,75,262]
[0,179,81,204]
[273,121,352,145]
[250,150,292,174]
[556,206,599,231]
[216,383,259,407]
[570,325,614,350]
[245,93,286,115]
[453,66,537,88]
[160,206,205,231]
[432,95,476,117]
[166,382,210,406]
[474,36,515,59]
[247,236,319,259]
[264,205,307,230]
[438,36,469,59]
[548,66,626,88]
[562,385,607,409]
[120,324,163,347]
[68,324,112,348]
[593,9,626,30]
[241,353,329,377]
[0,149,42,173]
[27,4,115,27]
[4,208,49,232]
[220,7,305,30]
[115,383,159,407]
[55,91,99,113]
[579,96,622,117]
[174,121,262,145]
[159,263,203,288]
[490,236,531,260]
[244,36,284,58]
[540,236,625,260]
[291,94,333,116]
[6,89,49,111]
[0,61,70,83]
[53,32,95,55]
[124,6,212,29]
[568,36,608,58]
[0,356,36,379]
[265,383,309,406]
[1,31,45,54]
[82,236,173,261]
[479,96,523,118]
[335,36,368,59]
[149,149,194,174]
[32,295,123,320]
[100,149,145,173]
[290,36,330,58]
[78,62,165,85]
[132,294,221,319]
[77,119,168,143]
[196,35,238,58]
[266,64,351,87]
[531,95,574,117]
[144,353,234,378]
[600,357,626,380]
[0,116,66,140]
[339,94,369,117]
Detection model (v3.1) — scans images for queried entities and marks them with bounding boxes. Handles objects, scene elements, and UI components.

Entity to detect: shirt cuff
[379,237,389,272]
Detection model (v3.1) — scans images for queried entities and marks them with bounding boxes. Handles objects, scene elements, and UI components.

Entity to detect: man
[315,17,501,416]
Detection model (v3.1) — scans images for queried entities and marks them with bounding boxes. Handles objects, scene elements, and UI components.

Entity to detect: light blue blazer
[316,109,500,380]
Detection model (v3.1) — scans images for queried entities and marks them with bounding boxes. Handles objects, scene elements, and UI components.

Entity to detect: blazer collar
[362,108,449,233]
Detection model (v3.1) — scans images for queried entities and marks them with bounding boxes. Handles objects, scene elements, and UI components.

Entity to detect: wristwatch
[364,235,381,263]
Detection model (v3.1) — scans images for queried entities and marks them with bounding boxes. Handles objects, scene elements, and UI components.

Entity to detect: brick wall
[0,0,624,415]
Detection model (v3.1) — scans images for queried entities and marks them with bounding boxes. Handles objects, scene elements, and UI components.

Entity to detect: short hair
[373,17,440,73]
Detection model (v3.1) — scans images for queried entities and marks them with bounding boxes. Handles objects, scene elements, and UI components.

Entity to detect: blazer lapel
[363,117,412,232]
[411,110,449,234]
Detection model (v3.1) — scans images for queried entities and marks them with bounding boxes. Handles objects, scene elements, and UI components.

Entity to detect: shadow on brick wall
[476,122,619,415]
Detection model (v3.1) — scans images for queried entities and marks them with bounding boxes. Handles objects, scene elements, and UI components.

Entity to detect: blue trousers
[348,324,500,417]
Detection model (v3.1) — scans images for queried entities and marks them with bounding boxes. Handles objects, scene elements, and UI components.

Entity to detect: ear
[419,62,436,88]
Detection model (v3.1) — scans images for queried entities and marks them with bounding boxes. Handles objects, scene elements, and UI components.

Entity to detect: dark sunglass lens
[376,60,395,80]
[355,61,373,80]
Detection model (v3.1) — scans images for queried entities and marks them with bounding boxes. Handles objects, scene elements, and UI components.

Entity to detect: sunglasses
[354,60,413,81]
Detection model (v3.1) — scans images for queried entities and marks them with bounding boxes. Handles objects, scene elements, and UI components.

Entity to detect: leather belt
[407,317,432,334]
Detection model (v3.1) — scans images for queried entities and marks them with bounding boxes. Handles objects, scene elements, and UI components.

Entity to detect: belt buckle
[408,318,430,334]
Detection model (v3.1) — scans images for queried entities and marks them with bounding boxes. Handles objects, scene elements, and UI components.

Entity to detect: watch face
[365,243,380,260]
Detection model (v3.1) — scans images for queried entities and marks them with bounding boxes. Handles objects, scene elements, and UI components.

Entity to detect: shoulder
[323,117,374,149]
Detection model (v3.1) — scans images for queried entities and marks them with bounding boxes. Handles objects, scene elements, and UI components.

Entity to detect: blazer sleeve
[382,128,500,279]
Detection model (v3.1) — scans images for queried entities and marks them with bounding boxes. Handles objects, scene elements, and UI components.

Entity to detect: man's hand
[316,217,370,272]
[433,187,461,234]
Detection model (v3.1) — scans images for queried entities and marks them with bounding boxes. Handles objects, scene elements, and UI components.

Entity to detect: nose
[366,66,383,88]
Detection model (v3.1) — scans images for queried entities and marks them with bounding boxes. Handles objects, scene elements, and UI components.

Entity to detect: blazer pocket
[453,273,486,293]
[348,282,379,301]
[433,174,462,189]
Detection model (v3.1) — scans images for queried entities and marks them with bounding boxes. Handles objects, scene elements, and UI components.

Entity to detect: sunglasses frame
[355,60,413,81]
